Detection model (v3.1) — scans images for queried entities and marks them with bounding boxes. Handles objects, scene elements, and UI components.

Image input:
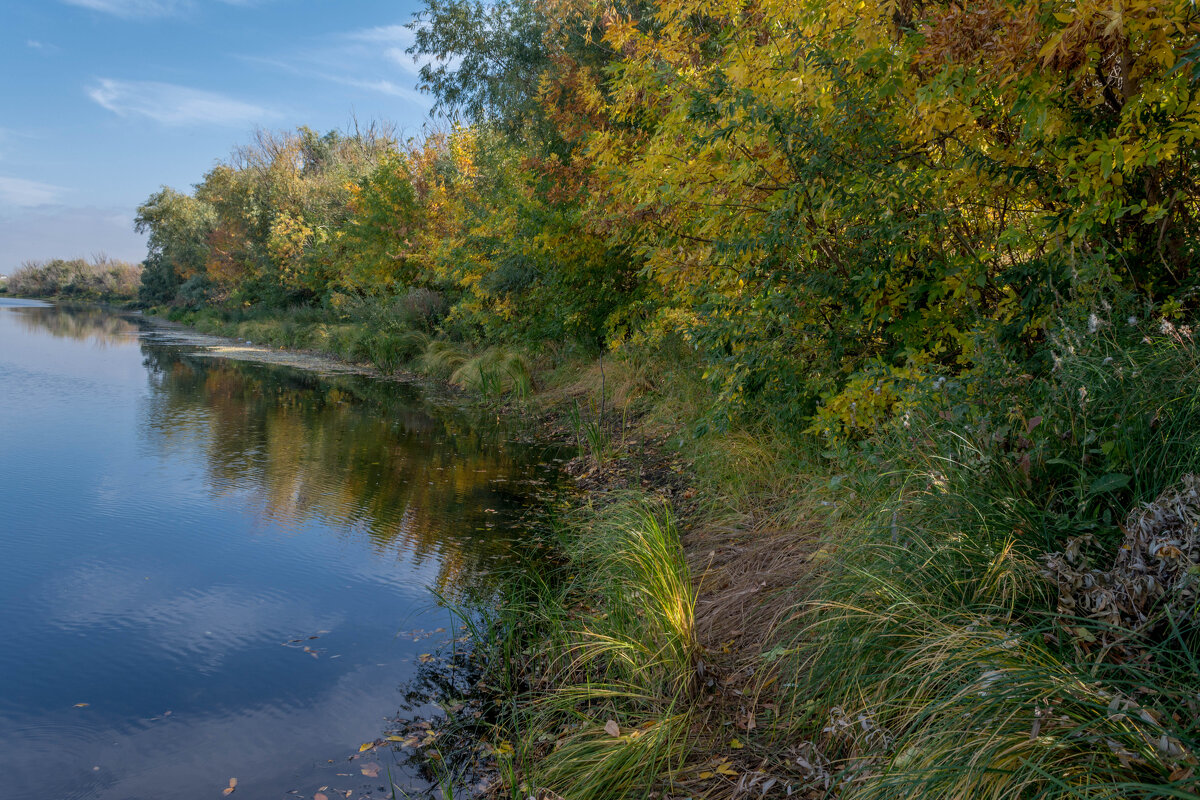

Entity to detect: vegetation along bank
[18,0,1200,796]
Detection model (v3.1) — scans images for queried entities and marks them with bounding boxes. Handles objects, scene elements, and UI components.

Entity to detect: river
[0,298,561,799]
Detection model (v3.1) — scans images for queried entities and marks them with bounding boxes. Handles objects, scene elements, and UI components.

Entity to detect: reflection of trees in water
[138,341,562,595]
[9,304,142,346]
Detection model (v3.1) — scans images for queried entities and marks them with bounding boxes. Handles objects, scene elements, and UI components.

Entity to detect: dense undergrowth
[350,305,1200,800]
[789,318,1200,798]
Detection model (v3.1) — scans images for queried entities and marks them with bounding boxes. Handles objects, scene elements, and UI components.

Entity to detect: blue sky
[0,0,435,273]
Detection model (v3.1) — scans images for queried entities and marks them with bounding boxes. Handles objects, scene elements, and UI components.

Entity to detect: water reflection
[9,302,141,346]
[137,339,561,598]
[0,300,563,800]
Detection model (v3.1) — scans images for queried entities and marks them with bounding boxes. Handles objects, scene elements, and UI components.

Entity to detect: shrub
[8,257,141,301]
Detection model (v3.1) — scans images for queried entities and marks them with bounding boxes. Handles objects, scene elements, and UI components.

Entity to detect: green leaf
[1089,473,1131,495]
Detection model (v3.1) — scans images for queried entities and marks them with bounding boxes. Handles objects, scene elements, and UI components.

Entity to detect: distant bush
[8,256,142,301]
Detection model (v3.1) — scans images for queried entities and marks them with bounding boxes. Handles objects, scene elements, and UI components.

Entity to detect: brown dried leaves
[1044,474,1200,643]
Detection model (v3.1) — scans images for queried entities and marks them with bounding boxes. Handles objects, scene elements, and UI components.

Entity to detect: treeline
[7,256,141,301]
[138,1,1200,796]
[139,0,1200,435]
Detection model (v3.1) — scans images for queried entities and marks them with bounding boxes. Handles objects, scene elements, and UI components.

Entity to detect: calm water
[0,299,560,799]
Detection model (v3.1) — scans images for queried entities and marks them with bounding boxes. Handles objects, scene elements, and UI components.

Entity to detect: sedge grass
[449,346,533,402]
[782,321,1200,799]
[437,495,703,799]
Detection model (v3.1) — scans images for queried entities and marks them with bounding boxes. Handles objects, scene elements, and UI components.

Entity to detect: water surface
[0,299,559,799]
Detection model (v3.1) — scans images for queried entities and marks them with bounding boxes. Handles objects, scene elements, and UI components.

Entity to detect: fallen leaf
[729,737,744,749]
[418,653,435,664]
[74,703,89,708]
[360,763,380,778]
[314,794,328,800]
[604,719,620,738]
[358,741,375,753]
[222,777,238,795]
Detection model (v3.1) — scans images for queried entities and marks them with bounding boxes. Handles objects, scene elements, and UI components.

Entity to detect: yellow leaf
[729,737,744,749]
[358,741,375,753]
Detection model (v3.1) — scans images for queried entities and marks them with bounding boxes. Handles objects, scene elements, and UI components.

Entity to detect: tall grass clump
[450,346,533,402]
[787,315,1200,798]
[459,496,702,799]
[341,289,447,371]
[566,401,613,466]
[416,339,469,381]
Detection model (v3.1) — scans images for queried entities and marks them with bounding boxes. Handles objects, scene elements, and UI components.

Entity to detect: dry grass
[687,523,821,676]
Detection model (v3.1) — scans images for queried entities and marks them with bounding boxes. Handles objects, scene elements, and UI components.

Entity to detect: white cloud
[62,0,188,17]
[0,176,67,208]
[348,24,414,47]
[240,24,445,106]
[383,47,420,75]
[334,78,425,103]
[348,24,458,77]
[62,0,261,18]
[88,78,275,126]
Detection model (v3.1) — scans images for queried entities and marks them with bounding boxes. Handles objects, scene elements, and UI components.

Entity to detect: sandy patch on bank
[140,317,379,378]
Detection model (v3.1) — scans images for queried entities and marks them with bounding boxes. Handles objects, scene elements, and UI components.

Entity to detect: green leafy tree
[135,188,216,305]
[408,0,551,130]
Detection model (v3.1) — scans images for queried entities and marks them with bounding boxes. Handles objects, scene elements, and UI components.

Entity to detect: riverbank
[147,304,1200,800]
[140,314,396,379]
[0,257,141,303]
[146,304,829,796]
